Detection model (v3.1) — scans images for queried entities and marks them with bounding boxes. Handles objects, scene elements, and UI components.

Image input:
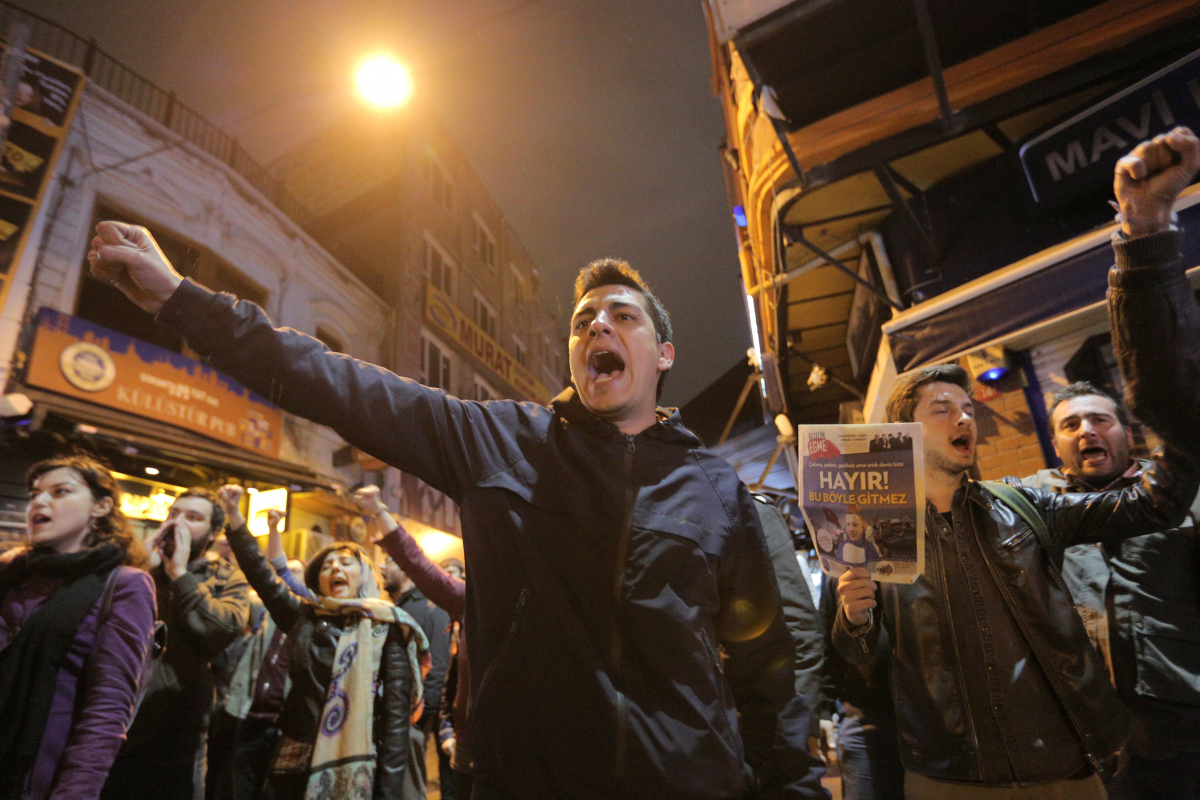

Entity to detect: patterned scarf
[300,546,430,800]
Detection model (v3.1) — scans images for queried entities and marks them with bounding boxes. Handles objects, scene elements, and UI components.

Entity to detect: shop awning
[883,185,1200,374]
[22,387,344,491]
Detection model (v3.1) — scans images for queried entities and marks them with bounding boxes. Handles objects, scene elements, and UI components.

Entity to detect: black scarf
[0,543,124,798]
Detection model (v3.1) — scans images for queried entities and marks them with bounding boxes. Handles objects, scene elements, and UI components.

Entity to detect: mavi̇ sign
[1020,48,1200,207]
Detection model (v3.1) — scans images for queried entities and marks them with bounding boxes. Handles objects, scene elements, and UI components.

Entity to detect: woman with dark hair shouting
[215,484,428,800]
[0,455,157,800]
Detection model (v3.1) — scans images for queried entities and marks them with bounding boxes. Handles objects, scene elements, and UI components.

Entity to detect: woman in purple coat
[0,456,157,800]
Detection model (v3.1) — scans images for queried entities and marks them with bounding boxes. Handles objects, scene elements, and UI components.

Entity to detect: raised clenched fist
[1114,127,1200,238]
[87,221,185,314]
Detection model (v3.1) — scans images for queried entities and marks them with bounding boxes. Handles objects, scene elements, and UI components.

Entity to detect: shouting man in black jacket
[833,129,1200,800]
[85,234,826,798]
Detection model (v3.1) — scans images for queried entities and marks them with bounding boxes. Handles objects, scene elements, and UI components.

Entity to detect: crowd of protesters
[0,128,1197,800]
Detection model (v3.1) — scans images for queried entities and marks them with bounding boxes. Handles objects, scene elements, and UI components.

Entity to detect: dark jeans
[102,742,206,800]
[207,710,239,800]
[837,714,904,800]
[1109,749,1200,800]
[227,718,279,800]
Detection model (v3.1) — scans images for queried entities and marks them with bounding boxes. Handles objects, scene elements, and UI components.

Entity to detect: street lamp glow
[356,55,412,108]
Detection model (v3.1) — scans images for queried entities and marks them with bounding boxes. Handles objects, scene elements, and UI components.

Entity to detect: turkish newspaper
[798,423,925,584]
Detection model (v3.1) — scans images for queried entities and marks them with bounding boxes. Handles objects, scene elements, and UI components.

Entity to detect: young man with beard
[834,127,1200,800]
[84,230,826,797]
[102,488,250,800]
[1020,382,1200,799]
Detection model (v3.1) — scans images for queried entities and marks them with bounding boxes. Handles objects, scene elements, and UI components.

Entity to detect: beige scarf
[302,549,430,800]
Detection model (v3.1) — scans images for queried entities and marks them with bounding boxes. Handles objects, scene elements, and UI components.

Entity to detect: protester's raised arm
[90,224,537,500]
[1109,128,1200,456]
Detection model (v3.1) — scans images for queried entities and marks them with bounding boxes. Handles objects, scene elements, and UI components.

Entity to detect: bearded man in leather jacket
[1022,381,1200,800]
[833,128,1200,800]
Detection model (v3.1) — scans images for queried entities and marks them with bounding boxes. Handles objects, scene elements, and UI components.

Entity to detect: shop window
[425,237,455,296]
[421,333,453,392]
[473,294,497,339]
[474,216,496,271]
[316,326,345,354]
[76,205,266,353]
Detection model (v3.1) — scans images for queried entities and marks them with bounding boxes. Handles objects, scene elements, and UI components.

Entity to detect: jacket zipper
[931,506,983,770]
[611,433,636,793]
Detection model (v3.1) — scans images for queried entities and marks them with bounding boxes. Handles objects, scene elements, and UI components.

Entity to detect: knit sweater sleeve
[48,568,157,800]
[376,527,465,619]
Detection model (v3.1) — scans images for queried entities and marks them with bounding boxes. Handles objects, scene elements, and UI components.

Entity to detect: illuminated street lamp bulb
[144,466,160,476]
[356,55,413,108]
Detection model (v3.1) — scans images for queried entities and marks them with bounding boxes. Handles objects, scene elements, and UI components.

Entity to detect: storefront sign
[1020,48,1200,207]
[424,281,551,403]
[26,308,283,457]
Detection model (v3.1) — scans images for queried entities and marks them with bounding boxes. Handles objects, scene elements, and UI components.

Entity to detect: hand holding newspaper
[798,423,925,584]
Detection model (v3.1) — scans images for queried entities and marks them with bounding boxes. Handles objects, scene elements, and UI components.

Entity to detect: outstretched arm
[87,223,537,501]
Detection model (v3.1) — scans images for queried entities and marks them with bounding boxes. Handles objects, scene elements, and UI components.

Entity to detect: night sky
[35,0,750,407]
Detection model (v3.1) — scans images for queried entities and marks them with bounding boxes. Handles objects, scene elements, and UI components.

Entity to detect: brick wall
[960,356,1050,481]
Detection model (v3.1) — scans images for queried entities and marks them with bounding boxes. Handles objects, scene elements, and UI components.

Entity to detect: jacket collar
[550,386,700,447]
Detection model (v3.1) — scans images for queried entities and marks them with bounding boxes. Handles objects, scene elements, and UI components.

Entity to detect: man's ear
[657,341,675,372]
[1124,426,1135,449]
[1051,436,1062,461]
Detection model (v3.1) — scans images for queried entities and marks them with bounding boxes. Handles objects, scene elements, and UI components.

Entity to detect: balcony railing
[2,0,315,228]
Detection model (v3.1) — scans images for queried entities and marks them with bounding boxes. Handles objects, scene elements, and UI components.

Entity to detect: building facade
[704,0,1200,483]
[273,106,565,532]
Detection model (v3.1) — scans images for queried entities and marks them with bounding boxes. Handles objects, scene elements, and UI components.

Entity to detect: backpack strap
[980,480,1059,567]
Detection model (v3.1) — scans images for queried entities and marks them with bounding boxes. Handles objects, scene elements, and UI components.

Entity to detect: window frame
[423,233,456,297]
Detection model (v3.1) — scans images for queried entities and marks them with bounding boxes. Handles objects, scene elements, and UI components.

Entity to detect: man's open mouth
[30,513,50,526]
[588,350,626,384]
[1080,445,1109,465]
[950,433,973,455]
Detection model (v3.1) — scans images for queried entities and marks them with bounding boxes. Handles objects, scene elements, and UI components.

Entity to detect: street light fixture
[355,54,413,109]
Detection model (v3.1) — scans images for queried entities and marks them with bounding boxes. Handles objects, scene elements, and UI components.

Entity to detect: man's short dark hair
[573,258,673,399]
[177,487,226,535]
[1046,381,1130,435]
[886,363,973,423]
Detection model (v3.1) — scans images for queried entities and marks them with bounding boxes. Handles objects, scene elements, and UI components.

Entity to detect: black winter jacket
[124,553,249,752]
[158,279,827,800]
[226,525,412,799]
[832,229,1200,783]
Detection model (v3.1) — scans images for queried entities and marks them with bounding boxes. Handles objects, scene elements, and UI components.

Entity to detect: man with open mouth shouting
[84,221,828,799]
[1018,386,1200,798]
[833,128,1200,800]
